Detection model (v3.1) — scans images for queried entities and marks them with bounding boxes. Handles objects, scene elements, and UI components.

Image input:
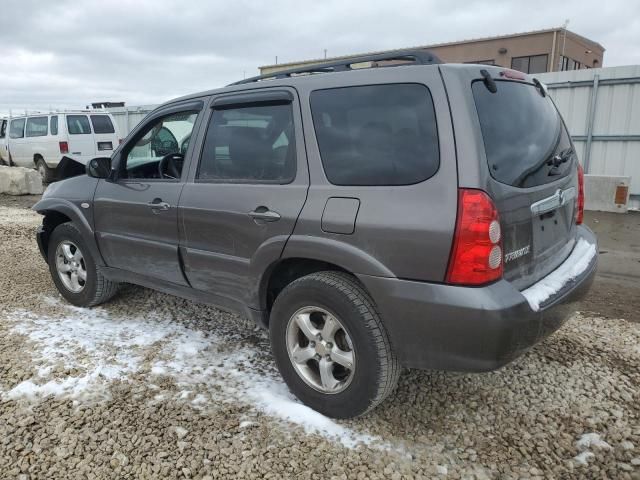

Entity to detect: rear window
[50,116,58,136]
[67,115,92,135]
[310,84,439,186]
[26,117,48,137]
[472,80,573,188]
[90,115,115,134]
[0,120,6,139]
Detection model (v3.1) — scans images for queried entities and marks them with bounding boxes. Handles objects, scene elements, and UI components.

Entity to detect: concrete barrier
[0,166,44,195]
[584,174,631,213]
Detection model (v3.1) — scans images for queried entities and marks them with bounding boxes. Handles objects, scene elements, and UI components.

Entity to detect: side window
[122,111,198,180]
[90,115,115,134]
[66,115,92,135]
[310,83,439,186]
[50,116,58,136]
[9,119,25,139]
[197,102,296,183]
[26,117,49,137]
[0,120,6,139]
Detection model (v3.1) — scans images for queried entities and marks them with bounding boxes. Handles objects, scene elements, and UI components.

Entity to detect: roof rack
[230,49,442,86]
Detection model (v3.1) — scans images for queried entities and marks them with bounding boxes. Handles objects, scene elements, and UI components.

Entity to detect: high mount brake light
[446,189,503,286]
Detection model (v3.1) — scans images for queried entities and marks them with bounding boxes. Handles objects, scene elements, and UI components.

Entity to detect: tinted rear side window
[50,116,58,135]
[310,84,439,186]
[26,117,48,137]
[67,115,92,135]
[90,115,115,134]
[0,120,7,139]
[472,81,573,188]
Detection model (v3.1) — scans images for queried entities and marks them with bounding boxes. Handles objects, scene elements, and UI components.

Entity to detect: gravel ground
[0,197,638,479]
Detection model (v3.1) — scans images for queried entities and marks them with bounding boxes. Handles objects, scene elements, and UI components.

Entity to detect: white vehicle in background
[0,118,8,165]
[7,111,120,183]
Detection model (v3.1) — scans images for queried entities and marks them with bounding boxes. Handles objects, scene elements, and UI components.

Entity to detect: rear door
[179,88,309,309]
[89,114,118,157]
[65,114,95,164]
[469,72,579,289]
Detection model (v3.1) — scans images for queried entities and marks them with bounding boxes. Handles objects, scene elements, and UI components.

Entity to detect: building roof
[259,27,605,70]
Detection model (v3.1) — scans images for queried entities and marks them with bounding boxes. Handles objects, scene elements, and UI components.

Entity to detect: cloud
[0,0,638,114]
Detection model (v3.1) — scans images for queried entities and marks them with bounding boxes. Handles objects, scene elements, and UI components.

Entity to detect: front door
[93,103,203,285]
[179,89,309,308]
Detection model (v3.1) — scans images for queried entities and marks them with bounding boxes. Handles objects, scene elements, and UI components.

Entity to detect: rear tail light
[446,189,503,286]
[576,163,585,225]
[59,141,69,154]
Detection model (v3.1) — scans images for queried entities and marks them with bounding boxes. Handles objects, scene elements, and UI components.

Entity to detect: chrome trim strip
[530,187,576,216]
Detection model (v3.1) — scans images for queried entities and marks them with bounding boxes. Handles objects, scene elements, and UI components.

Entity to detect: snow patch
[573,451,595,465]
[576,432,612,450]
[521,238,597,311]
[3,299,385,450]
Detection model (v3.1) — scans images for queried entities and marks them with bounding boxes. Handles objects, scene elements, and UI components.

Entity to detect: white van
[0,118,8,165]
[7,112,120,182]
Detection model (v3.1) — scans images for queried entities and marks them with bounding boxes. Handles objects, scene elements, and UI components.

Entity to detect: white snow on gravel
[573,451,595,465]
[521,237,597,311]
[2,298,382,449]
[576,433,613,450]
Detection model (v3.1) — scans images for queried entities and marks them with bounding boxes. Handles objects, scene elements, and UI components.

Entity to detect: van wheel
[269,271,400,418]
[36,158,54,184]
[48,222,120,307]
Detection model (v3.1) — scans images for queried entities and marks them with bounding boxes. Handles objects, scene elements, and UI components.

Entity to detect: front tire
[48,222,119,307]
[269,271,400,418]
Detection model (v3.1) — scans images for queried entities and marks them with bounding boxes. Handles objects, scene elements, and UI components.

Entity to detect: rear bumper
[358,225,597,372]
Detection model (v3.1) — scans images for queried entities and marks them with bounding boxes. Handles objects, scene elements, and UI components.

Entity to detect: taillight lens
[446,189,503,286]
[59,141,69,154]
[576,163,585,225]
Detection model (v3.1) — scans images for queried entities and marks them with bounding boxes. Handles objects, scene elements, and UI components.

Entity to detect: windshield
[472,80,573,188]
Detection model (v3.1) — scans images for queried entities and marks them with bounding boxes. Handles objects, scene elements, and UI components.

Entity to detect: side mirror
[86,157,112,179]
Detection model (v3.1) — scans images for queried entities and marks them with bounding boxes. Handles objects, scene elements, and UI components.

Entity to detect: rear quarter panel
[287,66,458,282]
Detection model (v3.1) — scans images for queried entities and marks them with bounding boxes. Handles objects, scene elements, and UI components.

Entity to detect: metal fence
[537,66,640,209]
[107,105,157,138]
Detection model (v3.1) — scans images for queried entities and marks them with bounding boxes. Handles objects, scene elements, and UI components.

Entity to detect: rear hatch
[472,75,579,290]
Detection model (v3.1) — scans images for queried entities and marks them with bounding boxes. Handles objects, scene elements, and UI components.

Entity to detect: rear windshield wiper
[546,147,574,167]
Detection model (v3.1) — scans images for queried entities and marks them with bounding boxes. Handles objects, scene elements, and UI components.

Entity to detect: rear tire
[269,271,400,418]
[48,222,120,307]
[36,157,55,184]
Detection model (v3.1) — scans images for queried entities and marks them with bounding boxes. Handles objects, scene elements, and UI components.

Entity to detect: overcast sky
[1,0,639,115]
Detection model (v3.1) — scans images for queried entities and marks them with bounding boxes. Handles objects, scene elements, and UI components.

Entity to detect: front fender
[32,198,105,266]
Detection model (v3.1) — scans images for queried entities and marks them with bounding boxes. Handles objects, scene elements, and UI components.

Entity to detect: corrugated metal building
[537,66,640,209]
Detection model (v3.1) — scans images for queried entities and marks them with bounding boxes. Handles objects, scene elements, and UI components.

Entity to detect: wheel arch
[34,199,105,266]
[260,257,376,321]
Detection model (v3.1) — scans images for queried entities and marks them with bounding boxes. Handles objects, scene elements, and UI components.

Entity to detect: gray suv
[34,50,597,418]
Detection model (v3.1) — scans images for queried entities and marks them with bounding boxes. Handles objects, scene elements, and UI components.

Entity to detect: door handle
[248,207,281,222]
[148,198,170,211]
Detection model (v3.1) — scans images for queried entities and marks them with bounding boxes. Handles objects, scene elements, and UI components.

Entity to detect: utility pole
[324,49,327,59]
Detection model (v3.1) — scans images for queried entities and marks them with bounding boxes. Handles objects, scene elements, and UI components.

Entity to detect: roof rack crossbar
[229,49,442,86]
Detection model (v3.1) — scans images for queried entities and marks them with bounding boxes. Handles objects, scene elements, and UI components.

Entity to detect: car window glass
[9,119,25,139]
[197,102,296,183]
[123,111,197,180]
[67,115,92,135]
[90,115,115,134]
[310,84,439,186]
[50,116,58,136]
[26,117,49,137]
[0,120,7,139]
